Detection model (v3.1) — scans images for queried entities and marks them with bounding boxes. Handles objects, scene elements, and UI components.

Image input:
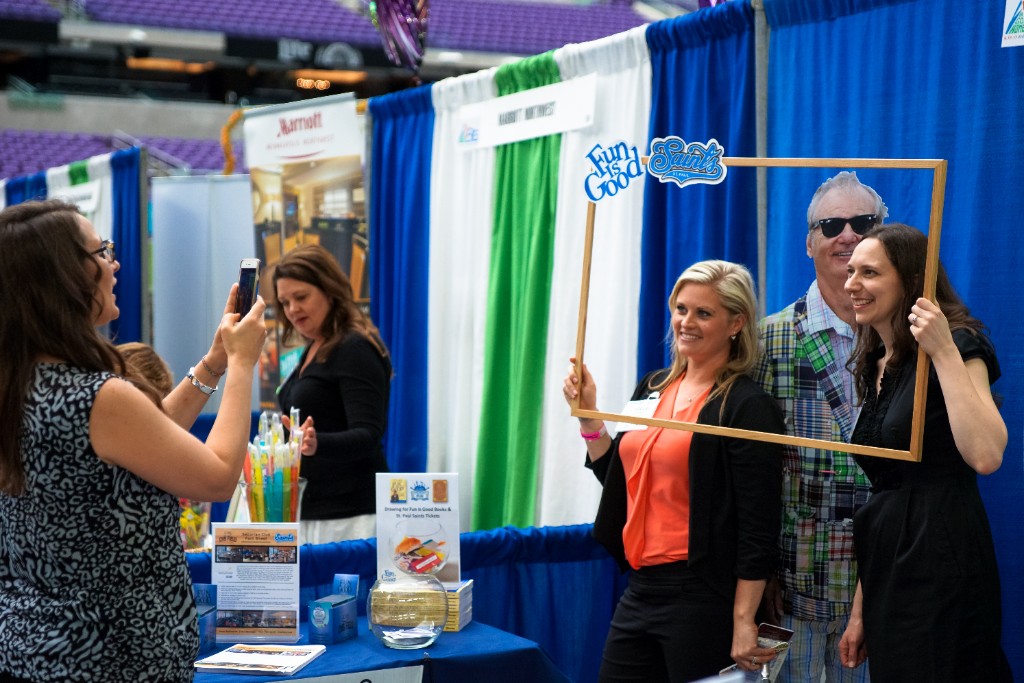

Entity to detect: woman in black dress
[838,224,1011,681]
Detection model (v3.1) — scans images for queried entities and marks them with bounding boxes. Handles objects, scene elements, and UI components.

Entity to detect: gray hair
[806,171,888,230]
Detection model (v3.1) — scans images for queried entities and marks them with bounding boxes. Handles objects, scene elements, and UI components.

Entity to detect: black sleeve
[951,328,1000,383]
[313,336,391,465]
[724,384,784,580]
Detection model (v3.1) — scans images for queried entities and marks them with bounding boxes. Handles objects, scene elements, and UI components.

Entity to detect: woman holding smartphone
[0,200,267,682]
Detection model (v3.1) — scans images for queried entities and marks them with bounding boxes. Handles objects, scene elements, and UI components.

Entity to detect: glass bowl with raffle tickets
[367,570,449,649]
[390,519,448,576]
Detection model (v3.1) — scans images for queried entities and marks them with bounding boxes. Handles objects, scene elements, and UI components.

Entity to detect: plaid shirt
[753,282,872,622]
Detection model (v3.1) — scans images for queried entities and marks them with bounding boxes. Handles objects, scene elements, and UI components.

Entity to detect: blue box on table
[309,593,358,645]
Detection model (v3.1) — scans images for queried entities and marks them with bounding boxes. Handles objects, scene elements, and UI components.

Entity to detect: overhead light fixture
[126,57,216,74]
[289,69,367,87]
[436,51,464,64]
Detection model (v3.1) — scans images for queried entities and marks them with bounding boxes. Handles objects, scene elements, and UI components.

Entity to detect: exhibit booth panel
[152,174,260,414]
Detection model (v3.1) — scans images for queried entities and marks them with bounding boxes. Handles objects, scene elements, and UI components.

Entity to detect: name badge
[616,392,660,432]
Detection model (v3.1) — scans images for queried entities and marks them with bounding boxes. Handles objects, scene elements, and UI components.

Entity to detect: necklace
[681,387,709,404]
[676,379,713,409]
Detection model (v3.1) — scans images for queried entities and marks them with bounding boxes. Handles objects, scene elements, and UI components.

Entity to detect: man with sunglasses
[753,171,886,683]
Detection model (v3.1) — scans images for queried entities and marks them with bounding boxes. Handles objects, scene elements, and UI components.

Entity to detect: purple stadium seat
[0,129,249,180]
[0,0,62,22]
[78,0,646,57]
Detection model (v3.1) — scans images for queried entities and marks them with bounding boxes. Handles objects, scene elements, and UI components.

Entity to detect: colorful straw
[240,409,304,523]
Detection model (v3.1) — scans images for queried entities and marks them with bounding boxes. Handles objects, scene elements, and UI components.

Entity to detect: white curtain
[538,26,651,526]
[427,68,499,532]
[45,153,114,239]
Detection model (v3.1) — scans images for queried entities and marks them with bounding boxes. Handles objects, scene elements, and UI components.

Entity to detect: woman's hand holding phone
[206,268,267,375]
[221,294,267,371]
[235,258,261,319]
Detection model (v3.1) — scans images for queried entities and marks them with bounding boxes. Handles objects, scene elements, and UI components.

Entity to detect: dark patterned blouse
[0,363,198,682]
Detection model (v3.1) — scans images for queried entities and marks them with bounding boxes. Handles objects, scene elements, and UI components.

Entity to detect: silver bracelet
[187,367,217,395]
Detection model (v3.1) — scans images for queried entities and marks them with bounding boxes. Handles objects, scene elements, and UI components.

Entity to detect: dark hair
[271,244,389,363]
[0,200,127,495]
[848,223,982,402]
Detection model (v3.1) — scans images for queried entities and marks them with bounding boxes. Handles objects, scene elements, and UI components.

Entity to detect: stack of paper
[195,644,326,676]
[444,579,473,632]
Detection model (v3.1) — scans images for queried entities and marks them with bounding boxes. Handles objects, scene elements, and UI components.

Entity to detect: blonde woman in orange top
[563,260,784,682]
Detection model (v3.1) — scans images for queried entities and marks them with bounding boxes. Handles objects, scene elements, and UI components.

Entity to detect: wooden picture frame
[571,157,947,462]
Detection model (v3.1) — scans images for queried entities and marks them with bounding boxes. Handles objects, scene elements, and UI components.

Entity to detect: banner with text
[242,94,369,409]
[455,72,596,149]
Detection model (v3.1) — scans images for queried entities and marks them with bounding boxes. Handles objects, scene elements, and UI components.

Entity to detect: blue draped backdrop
[3,171,47,206]
[640,1,760,376]
[368,87,435,474]
[109,147,143,343]
[764,0,1024,674]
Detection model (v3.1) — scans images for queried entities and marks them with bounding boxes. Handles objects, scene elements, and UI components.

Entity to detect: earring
[730,335,736,341]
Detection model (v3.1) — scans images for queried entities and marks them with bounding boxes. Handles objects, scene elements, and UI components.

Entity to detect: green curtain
[472,53,562,530]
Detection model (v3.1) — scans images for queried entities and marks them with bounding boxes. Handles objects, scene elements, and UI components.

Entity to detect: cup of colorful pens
[239,410,306,523]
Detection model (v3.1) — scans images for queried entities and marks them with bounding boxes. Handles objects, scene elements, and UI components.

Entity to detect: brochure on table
[195,643,325,676]
[211,522,301,643]
[376,474,461,586]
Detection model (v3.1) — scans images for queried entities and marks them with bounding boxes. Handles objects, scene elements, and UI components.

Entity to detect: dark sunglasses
[90,239,116,263]
[812,214,878,239]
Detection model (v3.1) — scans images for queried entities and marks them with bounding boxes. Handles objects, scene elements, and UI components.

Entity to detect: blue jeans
[777,612,870,683]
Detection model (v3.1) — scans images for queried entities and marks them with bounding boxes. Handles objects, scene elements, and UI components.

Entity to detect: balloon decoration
[366,0,429,74]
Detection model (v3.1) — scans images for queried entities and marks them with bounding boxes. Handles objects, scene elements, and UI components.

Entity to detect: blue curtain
[765,0,1024,674]
[368,86,435,474]
[109,147,142,343]
[640,0,759,376]
[3,171,47,206]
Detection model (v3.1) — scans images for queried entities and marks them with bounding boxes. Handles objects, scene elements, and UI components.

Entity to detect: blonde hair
[118,342,174,395]
[651,260,759,408]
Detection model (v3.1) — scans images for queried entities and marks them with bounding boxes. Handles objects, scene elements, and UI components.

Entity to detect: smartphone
[757,622,794,647]
[235,258,261,318]
[717,624,794,681]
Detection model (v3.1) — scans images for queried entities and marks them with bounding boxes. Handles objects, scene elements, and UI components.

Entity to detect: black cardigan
[277,332,391,520]
[588,369,784,602]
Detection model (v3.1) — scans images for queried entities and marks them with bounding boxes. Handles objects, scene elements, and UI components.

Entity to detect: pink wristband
[580,424,607,441]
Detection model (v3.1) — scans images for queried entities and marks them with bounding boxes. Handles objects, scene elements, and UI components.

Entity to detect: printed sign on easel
[375,474,461,586]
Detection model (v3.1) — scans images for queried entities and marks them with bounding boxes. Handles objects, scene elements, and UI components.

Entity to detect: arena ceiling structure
[0,0,698,105]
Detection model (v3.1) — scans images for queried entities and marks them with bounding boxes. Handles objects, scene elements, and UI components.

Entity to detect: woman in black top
[273,245,391,544]
[839,224,1011,681]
